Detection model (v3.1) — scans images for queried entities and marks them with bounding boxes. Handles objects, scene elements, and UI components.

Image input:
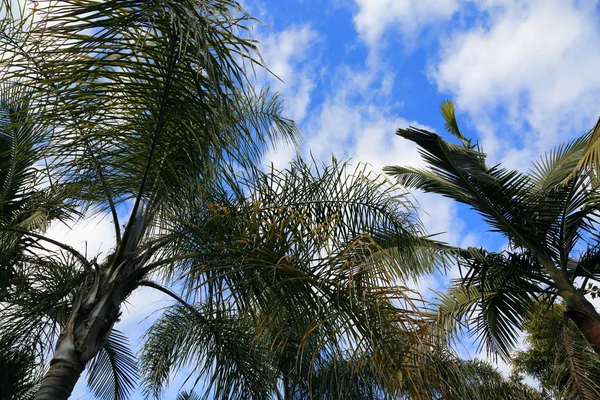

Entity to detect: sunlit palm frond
[530,133,589,191]
[6,1,293,216]
[568,117,600,182]
[293,352,384,399]
[139,158,446,399]
[439,100,472,149]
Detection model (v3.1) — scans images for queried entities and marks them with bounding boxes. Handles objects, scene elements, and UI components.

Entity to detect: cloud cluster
[433,0,600,165]
[353,0,459,47]
[353,0,600,168]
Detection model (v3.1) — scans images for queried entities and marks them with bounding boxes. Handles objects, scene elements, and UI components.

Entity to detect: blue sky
[64,0,600,398]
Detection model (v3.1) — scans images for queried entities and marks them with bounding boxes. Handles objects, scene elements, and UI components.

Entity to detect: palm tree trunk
[34,263,130,400]
[566,293,600,355]
[33,341,85,399]
[283,375,292,400]
[543,259,600,355]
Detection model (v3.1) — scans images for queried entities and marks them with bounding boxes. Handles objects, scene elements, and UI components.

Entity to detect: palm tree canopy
[384,101,600,363]
[140,157,445,399]
[0,0,299,398]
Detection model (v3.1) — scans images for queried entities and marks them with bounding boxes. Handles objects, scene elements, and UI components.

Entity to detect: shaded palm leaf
[141,302,276,400]
[0,333,40,400]
[552,319,600,399]
[175,392,202,400]
[434,249,544,360]
[87,330,138,400]
[385,104,600,359]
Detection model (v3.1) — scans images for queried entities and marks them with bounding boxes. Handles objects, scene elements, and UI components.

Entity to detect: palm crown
[385,101,600,390]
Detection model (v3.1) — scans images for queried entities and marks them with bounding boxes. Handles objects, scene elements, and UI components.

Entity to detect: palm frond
[87,330,138,400]
[141,302,276,400]
[434,256,541,362]
[0,333,40,400]
[554,320,600,399]
[530,133,589,191]
[175,392,202,400]
[568,117,600,181]
[385,128,547,255]
[439,100,472,148]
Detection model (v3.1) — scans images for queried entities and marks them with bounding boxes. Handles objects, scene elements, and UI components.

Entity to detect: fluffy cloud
[258,24,319,123]
[353,0,459,47]
[432,0,600,165]
[256,24,320,169]
[350,0,600,167]
[45,212,116,261]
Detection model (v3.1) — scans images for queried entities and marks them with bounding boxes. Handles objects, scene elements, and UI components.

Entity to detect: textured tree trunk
[33,342,85,399]
[34,261,132,400]
[566,293,600,355]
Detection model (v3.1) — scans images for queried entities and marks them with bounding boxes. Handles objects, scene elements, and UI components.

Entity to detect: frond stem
[0,226,91,270]
[137,280,207,324]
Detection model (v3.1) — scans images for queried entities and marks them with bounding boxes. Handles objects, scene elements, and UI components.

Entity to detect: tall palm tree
[0,1,298,398]
[384,101,600,363]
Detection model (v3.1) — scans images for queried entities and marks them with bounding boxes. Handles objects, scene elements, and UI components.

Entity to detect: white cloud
[353,0,459,47]
[45,213,116,261]
[432,0,600,166]
[303,64,466,246]
[256,24,320,169]
[258,25,319,123]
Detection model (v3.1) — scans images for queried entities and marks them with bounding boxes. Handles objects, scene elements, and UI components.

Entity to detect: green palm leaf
[386,107,600,359]
[434,249,544,359]
[141,302,276,400]
[87,330,138,400]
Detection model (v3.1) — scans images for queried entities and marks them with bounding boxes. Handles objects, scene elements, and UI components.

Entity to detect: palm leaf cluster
[0,1,568,398]
[513,301,600,399]
[0,0,298,398]
[140,158,459,399]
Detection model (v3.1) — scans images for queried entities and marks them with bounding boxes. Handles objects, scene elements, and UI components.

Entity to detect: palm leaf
[434,252,542,361]
[568,117,600,181]
[175,392,202,400]
[554,320,600,399]
[0,333,40,400]
[384,128,546,255]
[439,100,472,148]
[141,302,276,400]
[87,329,138,400]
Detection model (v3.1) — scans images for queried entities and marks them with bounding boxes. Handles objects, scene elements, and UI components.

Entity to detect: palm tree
[139,158,443,399]
[138,157,548,400]
[0,1,298,398]
[384,101,600,362]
